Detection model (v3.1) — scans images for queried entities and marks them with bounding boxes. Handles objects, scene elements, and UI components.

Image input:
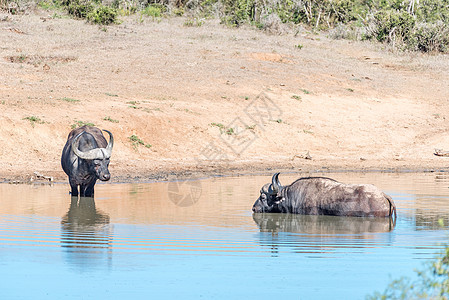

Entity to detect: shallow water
[1,172,449,299]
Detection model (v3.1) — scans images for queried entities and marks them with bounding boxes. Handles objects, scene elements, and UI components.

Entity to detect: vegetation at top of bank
[2,0,449,53]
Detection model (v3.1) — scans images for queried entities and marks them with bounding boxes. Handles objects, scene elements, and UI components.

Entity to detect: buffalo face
[72,129,113,182]
[90,158,111,181]
[252,173,283,213]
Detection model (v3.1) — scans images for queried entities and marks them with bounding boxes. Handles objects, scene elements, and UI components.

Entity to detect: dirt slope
[1,11,449,182]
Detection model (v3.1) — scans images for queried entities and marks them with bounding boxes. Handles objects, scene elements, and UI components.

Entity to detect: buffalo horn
[72,131,112,160]
[271,172,282,194]
[103,129,114,157]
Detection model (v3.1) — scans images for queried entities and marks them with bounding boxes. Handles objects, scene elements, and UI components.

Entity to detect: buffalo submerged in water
[61,126,113,197]
[252,173,396,219]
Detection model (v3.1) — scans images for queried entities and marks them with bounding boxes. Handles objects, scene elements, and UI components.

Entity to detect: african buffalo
[61,126,113,197]
[252,173,396,218]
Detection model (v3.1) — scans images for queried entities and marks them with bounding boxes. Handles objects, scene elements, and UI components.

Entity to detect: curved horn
[271,172,282,193]
[103,129,113,156]
[72,132,107,160]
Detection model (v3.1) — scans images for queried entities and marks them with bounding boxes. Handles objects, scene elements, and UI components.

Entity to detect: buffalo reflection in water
[253,213,395,255]
[61,196,112,269]
[253,213,395,234]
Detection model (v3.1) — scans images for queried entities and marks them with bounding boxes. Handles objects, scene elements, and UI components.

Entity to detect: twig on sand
[434,149,449,157]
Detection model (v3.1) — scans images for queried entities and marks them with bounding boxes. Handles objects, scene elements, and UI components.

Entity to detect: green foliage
[301,89,311,94]
[408,21,449,52]
[129,134,151,149]
[49,0,118,25]
[103,116,119,123]
[87,4,117,25]
[218,0,368,29]
[217,0,449,53]
[140,4,165,19]
[66,0,93,19]
[210,122,225,129]
[71,120,95,129]
[415,0,449,23]
[60,97,80,102]
[371,10,415,43]
[368,243,449,299]
[362,0,449,52]
[225,127,234,135]
[184,17,204,27]
[38,0,64,10]
[220,0,255,26]
[7,0,449,53]
[172,7,184,16]
[210,122,236,135]
[23,116,44,127]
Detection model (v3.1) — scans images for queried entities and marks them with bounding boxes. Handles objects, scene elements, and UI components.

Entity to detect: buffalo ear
[274,197,285,205]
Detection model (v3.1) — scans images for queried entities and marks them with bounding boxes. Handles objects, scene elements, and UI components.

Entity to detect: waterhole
[1,173,448,299]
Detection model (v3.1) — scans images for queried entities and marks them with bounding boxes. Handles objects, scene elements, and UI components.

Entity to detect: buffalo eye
[93,160,101,166]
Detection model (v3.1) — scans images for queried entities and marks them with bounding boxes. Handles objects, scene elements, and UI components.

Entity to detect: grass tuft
[103,116,119,123]
[60,97,80,103]
[23,116,45,127]
[129,135,151,149]
[71,120,95,129]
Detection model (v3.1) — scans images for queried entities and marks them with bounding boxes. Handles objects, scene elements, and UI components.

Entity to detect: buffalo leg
[69,179,79,196]
[81,180,96,197]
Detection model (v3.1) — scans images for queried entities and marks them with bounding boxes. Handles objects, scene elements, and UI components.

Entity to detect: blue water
[1,173,448,299]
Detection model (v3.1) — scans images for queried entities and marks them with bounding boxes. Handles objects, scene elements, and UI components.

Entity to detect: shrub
[141,5,160,17]
[409,21,449,52]
[370,10,415,44]
[220,0,255,26]
[86,4,117,25]
[66,0,94,19]
[416,0,449,23]
[50,0,118,25]
[4,0,449,53]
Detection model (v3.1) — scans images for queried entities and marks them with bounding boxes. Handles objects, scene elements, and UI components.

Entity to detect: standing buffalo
[61,126,113,197]
[252,173,396,218]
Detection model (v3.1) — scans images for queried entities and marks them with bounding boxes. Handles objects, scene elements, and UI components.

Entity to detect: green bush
[43,0,117,25]
[371,10,415,43]
[409,21,449,52]
[416,0,449,23]
[67,0,94,18]
[87,4,117,24]
[5,0,449,53]
[220,0,255,26]
[141,5,162,18]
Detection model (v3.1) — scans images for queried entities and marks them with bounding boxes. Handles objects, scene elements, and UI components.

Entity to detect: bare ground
[1,10,449,183]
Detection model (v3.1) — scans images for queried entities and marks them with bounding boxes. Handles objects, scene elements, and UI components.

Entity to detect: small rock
[291,151,312,161]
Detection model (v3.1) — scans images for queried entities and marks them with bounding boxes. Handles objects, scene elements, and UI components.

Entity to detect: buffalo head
[252,172,284,213]
[72,129,113,181]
